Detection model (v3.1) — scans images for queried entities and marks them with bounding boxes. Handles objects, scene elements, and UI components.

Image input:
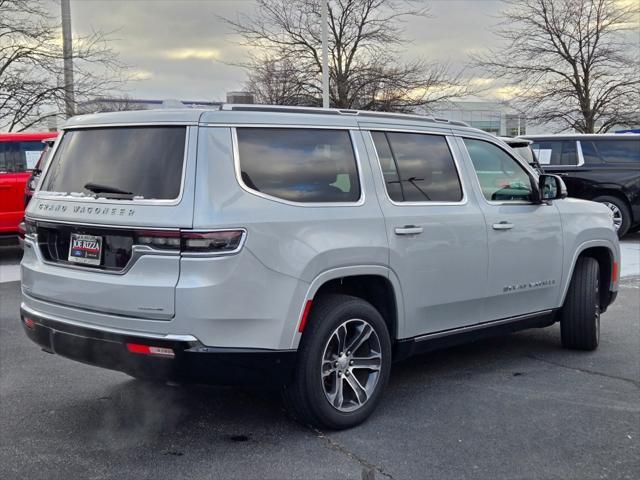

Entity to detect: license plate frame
[68,233,103,266]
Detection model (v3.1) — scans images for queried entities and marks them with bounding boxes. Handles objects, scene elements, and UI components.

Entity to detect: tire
[560,256,601,351]
[592,195,631,238]
[283,294,392,430]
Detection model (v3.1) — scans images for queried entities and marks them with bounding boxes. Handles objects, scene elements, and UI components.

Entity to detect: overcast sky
[62,0,507,102]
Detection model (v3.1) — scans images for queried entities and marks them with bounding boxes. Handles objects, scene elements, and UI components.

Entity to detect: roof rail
[221,104,469,127]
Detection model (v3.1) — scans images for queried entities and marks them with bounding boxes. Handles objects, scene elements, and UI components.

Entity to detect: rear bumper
[20,305,296,386]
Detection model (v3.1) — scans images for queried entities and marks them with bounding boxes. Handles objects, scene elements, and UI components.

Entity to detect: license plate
[68,233,103,265]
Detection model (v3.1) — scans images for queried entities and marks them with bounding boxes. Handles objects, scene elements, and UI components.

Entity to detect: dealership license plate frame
[68,233,103,266]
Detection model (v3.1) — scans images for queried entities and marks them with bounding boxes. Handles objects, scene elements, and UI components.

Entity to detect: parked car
[21,106,619,429]
[1,132,58,239]
[500,137,542,174]
[24,137,57,207]
[524,134,640,237]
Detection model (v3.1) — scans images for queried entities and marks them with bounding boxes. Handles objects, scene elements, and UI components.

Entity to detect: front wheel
[283,294,392,430]
[560,257,600,351]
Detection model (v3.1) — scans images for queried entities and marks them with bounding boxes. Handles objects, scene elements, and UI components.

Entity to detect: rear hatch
[22,125,197,320]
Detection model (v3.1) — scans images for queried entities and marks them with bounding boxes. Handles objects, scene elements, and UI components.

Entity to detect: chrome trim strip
[20,302,198,342]
[204,123,354,129]
[230,127,366,207]
[36,125,192,206]
[412,310,554,342]
[576,140,585,166]
[365,129,468,207]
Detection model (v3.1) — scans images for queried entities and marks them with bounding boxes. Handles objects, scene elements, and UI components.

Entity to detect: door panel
[460,137,564,320]
[363,128,488,338]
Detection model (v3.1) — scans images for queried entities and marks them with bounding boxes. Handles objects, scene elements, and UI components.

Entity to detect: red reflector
[298,300,313,333]
[612,262,618,283]
[23,317,35,330]
[126,343,175,358]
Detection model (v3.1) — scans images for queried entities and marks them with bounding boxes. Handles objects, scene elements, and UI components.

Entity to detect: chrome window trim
[366,129,468,207]
[230,127,365,207]
[459,134,540,207]
[576,140,585,166]
[36,124,192,206]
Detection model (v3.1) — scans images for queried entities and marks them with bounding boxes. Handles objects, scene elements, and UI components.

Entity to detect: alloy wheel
[321,319,382,413]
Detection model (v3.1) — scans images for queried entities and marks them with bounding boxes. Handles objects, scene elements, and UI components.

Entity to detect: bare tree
[0,0,125,131]
[475,0,640,133]
[223,0,471,111]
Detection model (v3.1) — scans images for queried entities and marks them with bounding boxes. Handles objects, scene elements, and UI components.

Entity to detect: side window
[18,141,46,171]
[371,131,463,202]
[463,138,534,202]
[531,140,577,166]
[580,141,604,164]
[236,128,360,203]
[593,139,640,163]
[0,143,11,172]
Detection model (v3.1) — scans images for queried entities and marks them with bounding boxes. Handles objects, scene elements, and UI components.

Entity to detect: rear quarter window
[591,139,640,164]
[236,128,361,203]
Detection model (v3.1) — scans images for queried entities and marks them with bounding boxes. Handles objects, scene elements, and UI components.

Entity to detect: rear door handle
[394,225,423,235]
[492,221,514,230]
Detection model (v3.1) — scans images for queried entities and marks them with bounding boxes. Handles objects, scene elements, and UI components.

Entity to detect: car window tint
[370,131,403,202]
[0,143,11,172]
[236,128,360,203]
[42,127,186,199]
[580,141,604,164]
[593,139,640,163]
[16,141,45,172]
[464,138,534,202]
[0,141,44,172]
[531,140,577,165]
[371,131,462,202]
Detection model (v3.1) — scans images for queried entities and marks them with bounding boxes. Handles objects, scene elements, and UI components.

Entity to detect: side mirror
[539,174,567,201]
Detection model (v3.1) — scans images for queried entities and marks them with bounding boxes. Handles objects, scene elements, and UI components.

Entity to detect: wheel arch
[561,241,618,311]
[289,266,404,349]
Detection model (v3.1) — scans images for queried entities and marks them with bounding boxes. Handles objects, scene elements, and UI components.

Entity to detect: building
[427,101,527,136]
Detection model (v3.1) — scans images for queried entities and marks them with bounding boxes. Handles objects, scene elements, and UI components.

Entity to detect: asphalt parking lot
[1,237,638,480]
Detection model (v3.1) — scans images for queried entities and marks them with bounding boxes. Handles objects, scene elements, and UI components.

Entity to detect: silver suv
[21,105,620,429]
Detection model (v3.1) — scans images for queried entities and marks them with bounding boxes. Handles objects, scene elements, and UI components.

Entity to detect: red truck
[0,132,58,237]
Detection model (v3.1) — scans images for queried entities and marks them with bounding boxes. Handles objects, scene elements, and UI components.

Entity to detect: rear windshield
[41,127,186,200]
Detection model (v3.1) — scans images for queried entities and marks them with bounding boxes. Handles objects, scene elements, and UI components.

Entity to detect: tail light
[134,230,181,249]
[133,229,245,255]
[181,230,245,254]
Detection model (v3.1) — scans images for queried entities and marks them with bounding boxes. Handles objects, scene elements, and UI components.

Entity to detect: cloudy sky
[62,0,508,102]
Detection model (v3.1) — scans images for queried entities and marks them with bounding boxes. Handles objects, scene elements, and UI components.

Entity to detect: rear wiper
[84,182,133,195]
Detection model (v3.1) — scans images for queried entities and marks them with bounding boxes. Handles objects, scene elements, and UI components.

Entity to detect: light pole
[61,0,75,118]
[321,0,329,109]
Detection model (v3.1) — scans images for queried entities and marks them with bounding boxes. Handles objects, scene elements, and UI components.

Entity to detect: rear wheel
[592,195,631,238]
[560,257,600,351]
[283,294,392,430]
